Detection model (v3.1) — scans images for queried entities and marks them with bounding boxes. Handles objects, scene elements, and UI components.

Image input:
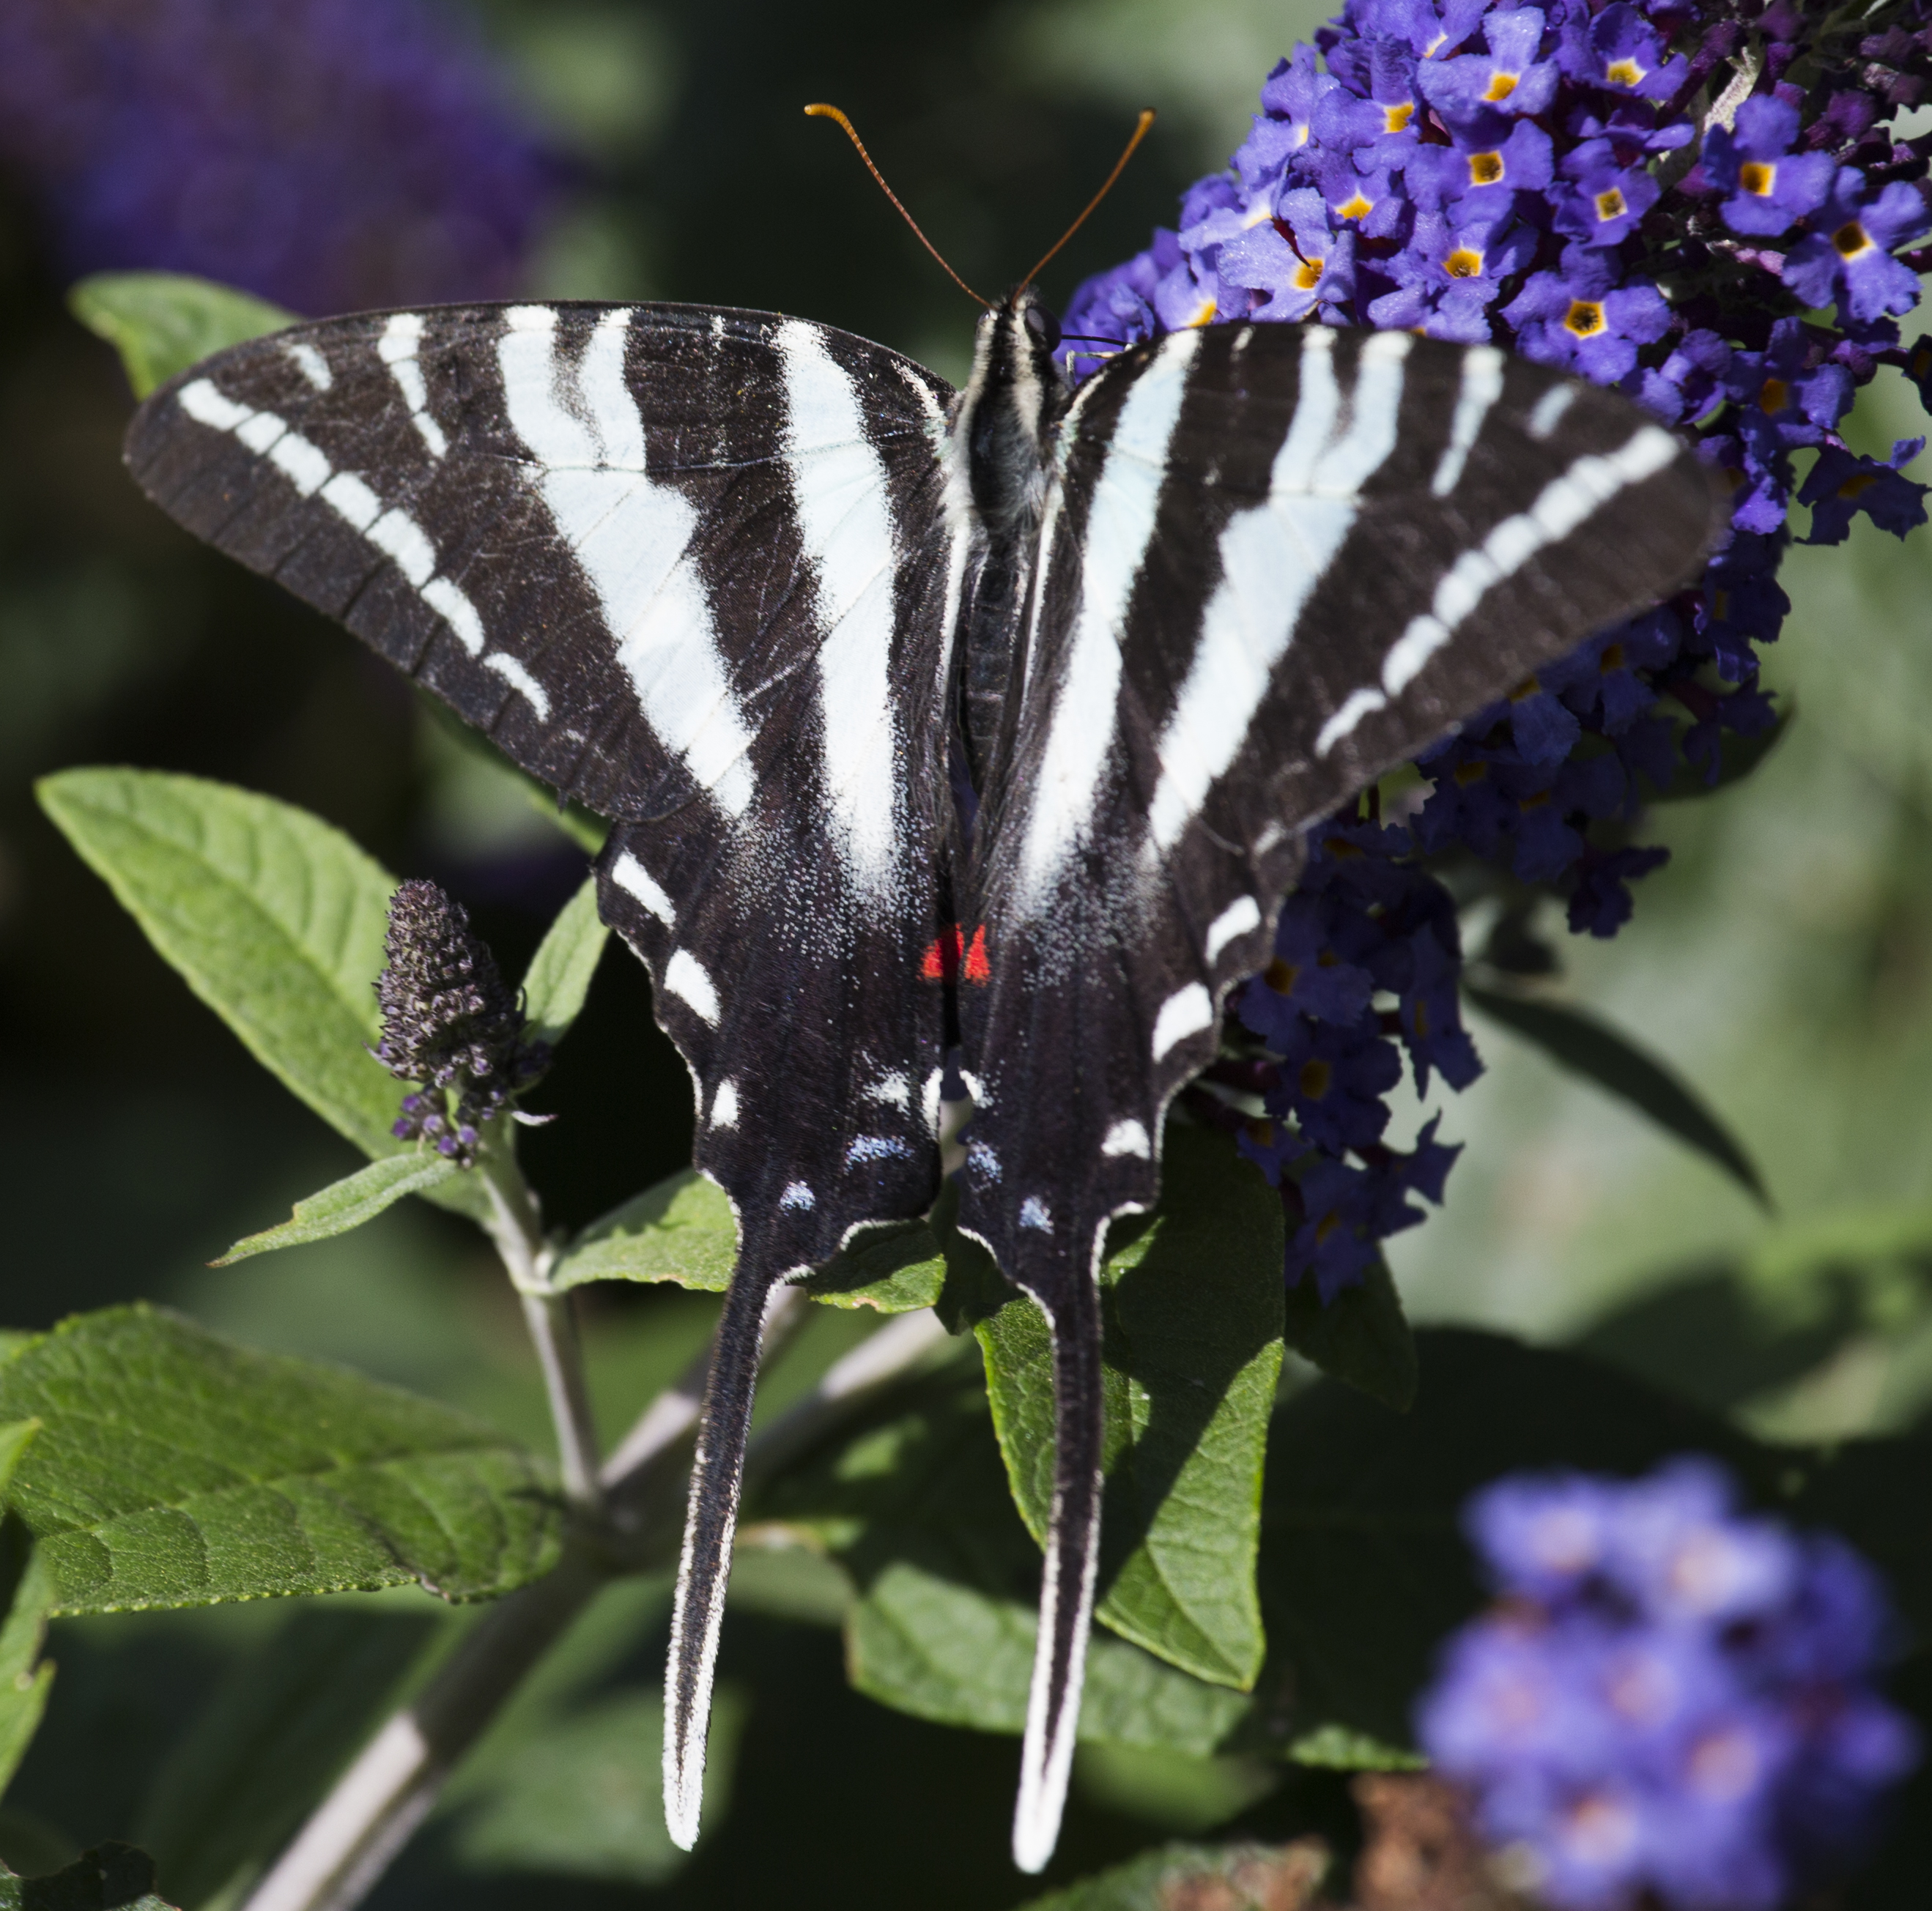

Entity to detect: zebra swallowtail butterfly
[124,281,1723,1869]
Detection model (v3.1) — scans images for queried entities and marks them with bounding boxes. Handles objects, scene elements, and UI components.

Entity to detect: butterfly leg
[662,1249,788,1850]
[1012,1263,1106,1872]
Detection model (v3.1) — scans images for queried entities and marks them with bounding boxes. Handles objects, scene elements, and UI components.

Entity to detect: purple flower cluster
[0,0,562,314]
[1075,0,1932,1298]
[1418,1461,1919,1909]
[374,880,549,1167]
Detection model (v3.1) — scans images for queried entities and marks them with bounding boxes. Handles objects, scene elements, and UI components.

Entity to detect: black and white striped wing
[958,321,1725,1865]
[124,303,964,1843]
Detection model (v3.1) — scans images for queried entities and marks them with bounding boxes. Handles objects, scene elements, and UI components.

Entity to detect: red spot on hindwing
[920,924,991,984]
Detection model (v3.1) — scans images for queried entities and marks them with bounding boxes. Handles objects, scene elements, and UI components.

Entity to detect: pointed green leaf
[1281,1258,1417,1411]
[1464,982,1770,1209]
[551,1169,737,1293]
[37,771,396,1157]
[976,1123,1284,1689]
[68,271,296,399]
[799,1221,946,1313]
[518,877,607,1048]
[0,1426,52,1801]
[0,1306,562,1612]
[0,1843,177,1911]
[135,1601,445,1910]
[214,1153,464,1264]
[1015,1838,1329,1911]
[37,770,486,1221]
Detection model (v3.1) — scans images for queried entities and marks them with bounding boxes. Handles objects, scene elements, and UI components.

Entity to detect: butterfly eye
[1024,303,1062,352]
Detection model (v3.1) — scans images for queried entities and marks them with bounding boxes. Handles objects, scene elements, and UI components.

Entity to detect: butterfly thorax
[950,289,1069,793]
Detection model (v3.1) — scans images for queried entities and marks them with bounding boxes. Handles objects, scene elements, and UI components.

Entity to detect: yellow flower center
[1710,587,1731,620]
[1838,471,1880,499]
[1188,296,1218,327]
[1594,185,1628,222]
[1411,998,1432,1038]
[1469,149,1506,185]
[1314,1209,1344,1243]
[1383,100,1415,133]
[1292,258,1325,291]
[1336,191,1374,221]
[1599,642,1626,672]
[1519,788,1552,812]
[1265,957,1300,995]
[1246,1117,1275,1149]
[1605,56,1645,86]
[1738,160,1775,196]
[1834,220,1873,258]
[1484,70,1519,100]
[1564,298,1606,336]
[1758,376,1789,414]
[1299,1058,1333,1100]
[1445,246,1484,278]
[1509,675,1542,701]
[1454,760,1489,786]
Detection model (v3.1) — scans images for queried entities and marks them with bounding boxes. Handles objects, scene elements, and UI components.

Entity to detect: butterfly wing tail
[663,1255,785,1850]
[1011,1272,1106,1873]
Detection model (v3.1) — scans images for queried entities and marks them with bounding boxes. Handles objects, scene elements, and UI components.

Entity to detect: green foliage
[762,1365,1253,1755]
[0,1844,176,1911]
[0,1425,53,1801]
[517,877,608,1048]
[1015,1838,1328,1911]
[67,272,295,400]
[552,1169,736,1294]
[449,1688,746,1882]
[133,1600,445,1910]
[213,1154,463,1265]
[1281,1259,1416,1411]
[799,1222,947,1313]
[1464,981,1769,1207]
[40,772,396,1156]
[975,1124,1284,1689]
[0,1307,562,1612]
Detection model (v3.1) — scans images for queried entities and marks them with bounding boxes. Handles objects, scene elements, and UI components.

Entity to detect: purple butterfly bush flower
[1419,1461,1920,1910]
[1070,0,1932,1302]
[0,0,562,313]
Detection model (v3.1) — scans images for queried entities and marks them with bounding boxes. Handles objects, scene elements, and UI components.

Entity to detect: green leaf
[798,1221,946,1313]
[0,1427,52,1801]
[0,1306,562,1612]
[68,272,295,400]
[976,1123,1284,1689]
[1464,982,1770,1209]
[1015,1838,1328,1911]
[763,1368,1254,1756]
[135,1600,445,1911]
[1281,1258,1417,1411]
[448,1688,745,1882]
[1652,703,1793,802]
[0,1843,176,1911]
[551,1169,737,1294]
[38,771,393,1153]
[213,1154,463,1265]
[518,877,607,1048]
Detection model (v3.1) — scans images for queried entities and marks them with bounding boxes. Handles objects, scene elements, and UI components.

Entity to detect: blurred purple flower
[1421,1461,1919,1911]
[0,0,564,313]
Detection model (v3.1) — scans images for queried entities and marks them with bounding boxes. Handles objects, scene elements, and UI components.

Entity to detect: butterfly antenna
[1021,108,1156,290]
[806,103,992,308]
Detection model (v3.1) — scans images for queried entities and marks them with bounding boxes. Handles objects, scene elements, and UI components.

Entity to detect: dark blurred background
[1,1,1929,1905]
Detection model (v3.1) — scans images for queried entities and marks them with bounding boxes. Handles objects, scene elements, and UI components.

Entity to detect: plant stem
[236,1291,950,1911]
[479,1147,604,1516]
